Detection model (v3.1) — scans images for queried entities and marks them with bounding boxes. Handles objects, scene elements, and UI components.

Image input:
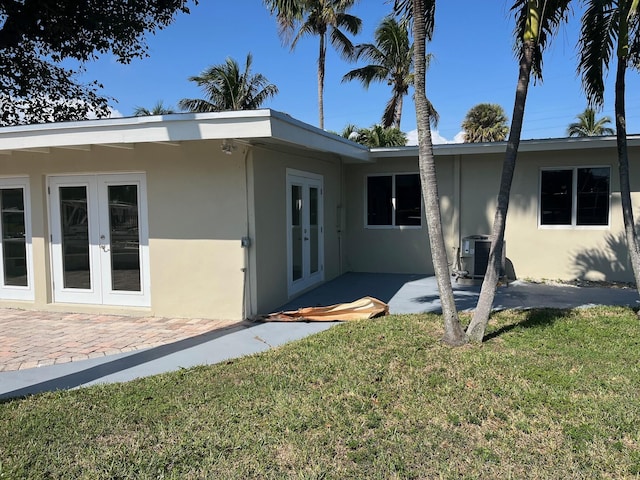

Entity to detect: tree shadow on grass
[483,308,568,342]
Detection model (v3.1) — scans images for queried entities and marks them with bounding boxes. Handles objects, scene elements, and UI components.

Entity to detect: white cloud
[107,108,124,118]
[406,129,465,145]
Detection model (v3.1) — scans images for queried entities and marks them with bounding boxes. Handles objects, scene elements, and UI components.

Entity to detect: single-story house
[0,109,637,320]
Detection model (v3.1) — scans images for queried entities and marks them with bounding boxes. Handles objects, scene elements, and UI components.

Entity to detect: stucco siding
[251,146,342,314]
[0,140,248,319]
[344,157,457,274]
[504,148,634,282]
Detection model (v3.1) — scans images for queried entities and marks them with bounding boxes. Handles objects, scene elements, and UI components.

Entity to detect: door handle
[99,235,110,252]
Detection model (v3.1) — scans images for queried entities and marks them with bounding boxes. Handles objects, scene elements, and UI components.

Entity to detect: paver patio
[0,308,243,372]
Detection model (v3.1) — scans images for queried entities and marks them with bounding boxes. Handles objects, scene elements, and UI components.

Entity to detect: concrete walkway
[2,273,639,400]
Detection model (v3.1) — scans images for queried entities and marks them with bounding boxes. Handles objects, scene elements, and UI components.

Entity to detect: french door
[287,170,324,296]
[49,173,150,306]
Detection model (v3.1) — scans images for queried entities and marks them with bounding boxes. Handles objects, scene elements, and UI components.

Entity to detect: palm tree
[342,16,439,129]
[395,0,467,346]
[178,53,278,112]
[567,108,615,137]
[461,103,509,142]
[466,0,573,342]
[264,0,362,129]
[132,101,175,116]
[342,124,408,147]
[577,0,640,297]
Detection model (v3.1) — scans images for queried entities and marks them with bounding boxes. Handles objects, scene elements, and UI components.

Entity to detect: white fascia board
[370,134,640,159]
[268,111,371,163]
[0,111,275,152]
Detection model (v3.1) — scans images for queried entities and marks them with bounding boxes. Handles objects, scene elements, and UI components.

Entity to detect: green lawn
[1,307,639,479]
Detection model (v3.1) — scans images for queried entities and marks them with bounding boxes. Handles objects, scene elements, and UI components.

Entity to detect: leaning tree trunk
[614,60,640,295]
[318,31,326,130]
[412,0,466,346]
[466,41,534,343]
[393,92,403,129]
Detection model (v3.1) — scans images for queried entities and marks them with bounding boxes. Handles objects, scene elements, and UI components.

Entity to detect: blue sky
[78,0,640,144]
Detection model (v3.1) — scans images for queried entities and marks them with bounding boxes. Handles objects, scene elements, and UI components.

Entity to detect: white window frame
[47,172,151,307]
[365,173,422,229]
[0,176,34,301]
[538,166,611,230]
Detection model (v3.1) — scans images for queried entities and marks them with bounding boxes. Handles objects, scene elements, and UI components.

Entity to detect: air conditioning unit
[458,235,505,282]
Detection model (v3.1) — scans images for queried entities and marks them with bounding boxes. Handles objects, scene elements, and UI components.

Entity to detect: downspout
[241,144,253,320]
[452,154,463,276]
[337,155,344,274]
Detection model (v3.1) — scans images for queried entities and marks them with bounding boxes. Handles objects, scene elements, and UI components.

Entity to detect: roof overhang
[0,109,371,163]
[370,134,640,159]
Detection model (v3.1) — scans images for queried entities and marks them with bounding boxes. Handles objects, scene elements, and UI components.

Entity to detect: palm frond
[578,0,617,107]
[342,65,388,87]
[511,0,573,81]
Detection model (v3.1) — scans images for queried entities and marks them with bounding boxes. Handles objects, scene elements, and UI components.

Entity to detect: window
[0,177,33,300]
[540,167,610,227]
[367,173,421,227]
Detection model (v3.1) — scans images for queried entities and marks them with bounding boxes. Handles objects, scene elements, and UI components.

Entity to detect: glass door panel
[309,186,319,275]
[108,185,141,292]
[59,186,91,289]
[291,184,303,282]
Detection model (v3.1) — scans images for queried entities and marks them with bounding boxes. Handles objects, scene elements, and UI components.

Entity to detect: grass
[1,307,640,479]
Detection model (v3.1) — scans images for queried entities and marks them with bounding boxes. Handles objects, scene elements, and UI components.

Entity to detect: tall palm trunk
[394,93,403,129]
[412,0,466,346]
[614,58,640,294]
[466,41,534,342]
[318,31,326,129]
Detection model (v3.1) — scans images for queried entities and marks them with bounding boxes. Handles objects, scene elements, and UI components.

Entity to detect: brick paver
[0,308,243,372]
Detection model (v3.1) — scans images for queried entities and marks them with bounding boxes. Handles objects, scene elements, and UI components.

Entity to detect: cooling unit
[458,235,505,281]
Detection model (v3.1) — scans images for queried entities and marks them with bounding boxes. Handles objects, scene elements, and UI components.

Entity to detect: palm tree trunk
[412,0,466,346]
[394,93,403,129]
[318,32,326,130]
[466,40,534,342]
[614,59,640,296]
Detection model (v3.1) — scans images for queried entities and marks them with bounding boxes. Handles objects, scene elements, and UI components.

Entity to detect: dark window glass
[60,186,90,289]
[541,170,573,225]
[395,174,421,226]
[1,188,27,286]
[577,167,609,226]
[367,176,392,225]
[109,185,141,291]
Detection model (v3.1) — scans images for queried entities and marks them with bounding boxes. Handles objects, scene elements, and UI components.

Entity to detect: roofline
[0,109,371,162]
[370,134,640,158]
[1,111,637,162]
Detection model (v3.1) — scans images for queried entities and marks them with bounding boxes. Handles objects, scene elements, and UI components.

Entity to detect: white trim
[286,169,324,297]
[0,177,34,301]
[0,110,371,163]
[364,172,423,229]
[48,173,151,307]
[538,166,611,230]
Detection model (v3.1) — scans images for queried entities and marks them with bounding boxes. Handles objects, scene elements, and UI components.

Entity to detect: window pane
[577,167,609,226]
[1,188,27,286]
[541,170,573,225]
[309,187,319,275]
[367,176,392,225]
[395,174,421,226]
[291,185,302,281]
[60,186,91,289]
[109,185,141,291]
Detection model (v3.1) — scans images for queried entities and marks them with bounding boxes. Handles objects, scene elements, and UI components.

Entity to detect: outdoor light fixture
[221,139,236,155]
